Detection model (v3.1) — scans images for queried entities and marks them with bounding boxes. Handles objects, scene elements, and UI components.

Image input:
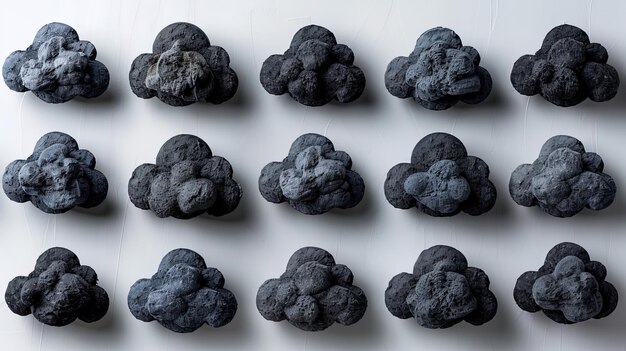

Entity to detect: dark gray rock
[384,132,496,216]
[514,242,618,324]
[129,22,238,106]
[259,25,365,106]
[3,23,109,103]
[384,27,492,110]
[128,134,242,219]
[3,132,108,214]
[511,24,619,107]
[5,247,109,326]
[128,249,237,333]
[385,245,497,329]
[258,133,364,215]
[509,135,616,217]
[256,247,367,331]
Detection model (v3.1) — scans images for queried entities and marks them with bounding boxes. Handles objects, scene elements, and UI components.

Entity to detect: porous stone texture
[256,247,367,331]
[260,24,365,106]
[3,132,108,214]
[3,22,109,103]
[385,245,497,329]
[509,135,616,217]
[128,134,242,219]
[128,249,237,333]
[258,133,364,215]
[5,247,109,327]
[514,242,618,324]
[384,132,496,217]
[511,24,619,107]
[129,22,238,106]
[384,27,492,110]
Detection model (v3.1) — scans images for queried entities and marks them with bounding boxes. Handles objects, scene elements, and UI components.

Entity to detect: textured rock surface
[385,245,497,329]
[514,242,618,324]
[384,27,492,110]
[509,135,616,217]
[129,22,238,106]
[260,24,365,106]
[256,247,367,331]
[128,249,237,333]
[258,133,364,215]
[3,22,109,103]
[128,134,241,219]
[384,132,496,216]
[3,132,108,214]
[510,24,619,107]
[5,247,109,326]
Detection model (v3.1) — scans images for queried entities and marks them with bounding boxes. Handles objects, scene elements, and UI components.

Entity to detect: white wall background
[1,0,625,350]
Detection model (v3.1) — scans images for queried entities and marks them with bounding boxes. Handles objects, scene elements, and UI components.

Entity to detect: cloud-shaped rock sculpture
[256,247,367,331]
[514,242,618,324]
[3,22,109,103]
[509,135,616,217]
[384,132,496,216]
[385,245,497,329]
[260,25,366,106]
[129,22,238,106]
[128,134,242,219]
[259,133,364,215]
[511,24,619,107]
[128,249,237,333]
[385,27,492,110]
[3,132,108,214]
[5,247,109,326]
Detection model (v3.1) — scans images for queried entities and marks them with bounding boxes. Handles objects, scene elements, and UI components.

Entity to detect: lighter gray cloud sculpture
[385,27,492,110]
[511,24,619,107]
[128,249,237,333]
[5,247,109,326]
[128,134,242,219]
[384,133,496,216]
[258,133,364,215]
[509,135,616,217]
[260,25,366,106]
[129,22,238,106]
[514,242,618,324]
[256,247,367,331]
[3,132,108,214]
[385,245,497,329]
[3,22,109,103]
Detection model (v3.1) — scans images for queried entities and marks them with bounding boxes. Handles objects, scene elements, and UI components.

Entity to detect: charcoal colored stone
[128,134,242,219]
[509,135,616,217]
[258,133,364,215]
[129,22,238,106]
[128,249,237,333]
[384,27,492,110]
[385,245,497,329]
[384,132,496,217]
[5,247,109,326]
[256,247,367,331]
[513,242,618,324]
[259,25,365,106]
[3,23,109,103]
[510,24,619,107]
[2,132,108,214]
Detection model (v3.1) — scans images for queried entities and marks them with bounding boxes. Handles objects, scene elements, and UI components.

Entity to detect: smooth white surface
[1,0,626,350]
